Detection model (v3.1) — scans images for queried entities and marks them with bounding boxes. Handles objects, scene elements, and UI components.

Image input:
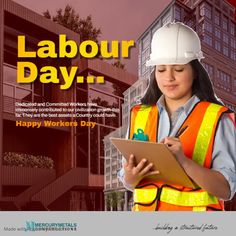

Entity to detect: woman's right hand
[124,154,159,187]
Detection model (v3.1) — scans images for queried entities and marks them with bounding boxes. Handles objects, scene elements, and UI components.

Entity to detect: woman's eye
[157,69,165,73]
[175,69,184,72]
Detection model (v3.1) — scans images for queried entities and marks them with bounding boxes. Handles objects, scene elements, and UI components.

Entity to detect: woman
[120,22,236,211]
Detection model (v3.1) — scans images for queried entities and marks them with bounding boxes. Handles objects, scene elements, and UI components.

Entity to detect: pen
[162,126,189,146]
[175,126,189,138]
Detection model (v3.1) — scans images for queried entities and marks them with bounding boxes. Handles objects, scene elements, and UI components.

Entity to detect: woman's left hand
[160,137,187,167]
[160,137,231,200]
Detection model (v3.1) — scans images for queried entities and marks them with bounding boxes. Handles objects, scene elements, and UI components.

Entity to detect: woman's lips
[164,85,178,90]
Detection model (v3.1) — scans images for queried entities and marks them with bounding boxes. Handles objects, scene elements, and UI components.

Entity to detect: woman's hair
[140,59,223,106]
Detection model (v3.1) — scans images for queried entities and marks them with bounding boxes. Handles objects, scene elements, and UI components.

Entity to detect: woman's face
[155,63,194,103]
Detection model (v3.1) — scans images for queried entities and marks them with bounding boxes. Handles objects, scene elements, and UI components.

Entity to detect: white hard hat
[146,22,204,66]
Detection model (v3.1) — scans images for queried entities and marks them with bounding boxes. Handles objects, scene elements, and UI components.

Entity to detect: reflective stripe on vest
[192,103,225,166]
[178,102,228,169]
[193,206,206,211]
[130,102,229,211]
[134,187,219,207]
[129,104,158,142]
[134,106,152,136]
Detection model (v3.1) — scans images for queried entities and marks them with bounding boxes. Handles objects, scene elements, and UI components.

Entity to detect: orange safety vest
[129,101,234,211]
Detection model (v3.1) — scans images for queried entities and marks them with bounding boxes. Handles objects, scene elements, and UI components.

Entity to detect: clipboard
[110,138,197,189]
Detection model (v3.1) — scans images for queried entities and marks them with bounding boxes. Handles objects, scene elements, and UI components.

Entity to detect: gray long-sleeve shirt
[118,95,236,200]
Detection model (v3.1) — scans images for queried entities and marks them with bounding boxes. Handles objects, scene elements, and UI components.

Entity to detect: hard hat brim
[146,56,204,66]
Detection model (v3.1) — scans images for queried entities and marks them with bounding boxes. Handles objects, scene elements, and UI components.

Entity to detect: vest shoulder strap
[179,101,228,167]
[129,104,158,141]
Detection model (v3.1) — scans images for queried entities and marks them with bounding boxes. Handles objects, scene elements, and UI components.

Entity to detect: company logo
[25,221,78,232]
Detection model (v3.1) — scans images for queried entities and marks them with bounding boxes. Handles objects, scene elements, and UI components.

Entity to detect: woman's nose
[164,69,175,81]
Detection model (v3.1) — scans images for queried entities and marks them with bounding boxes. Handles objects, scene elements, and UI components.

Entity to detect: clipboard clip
[132,128,149,141]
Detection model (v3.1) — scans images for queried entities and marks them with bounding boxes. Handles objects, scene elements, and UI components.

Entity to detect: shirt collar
[157,95,200,116]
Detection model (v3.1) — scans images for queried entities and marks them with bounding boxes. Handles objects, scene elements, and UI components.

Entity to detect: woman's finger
[164,137,179,146]
[171,137,181,142]
[160,138,165,143]
[127,154,135,167]
[134,158,147,173]
[143,170,160,177]
[139,163,154,176]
